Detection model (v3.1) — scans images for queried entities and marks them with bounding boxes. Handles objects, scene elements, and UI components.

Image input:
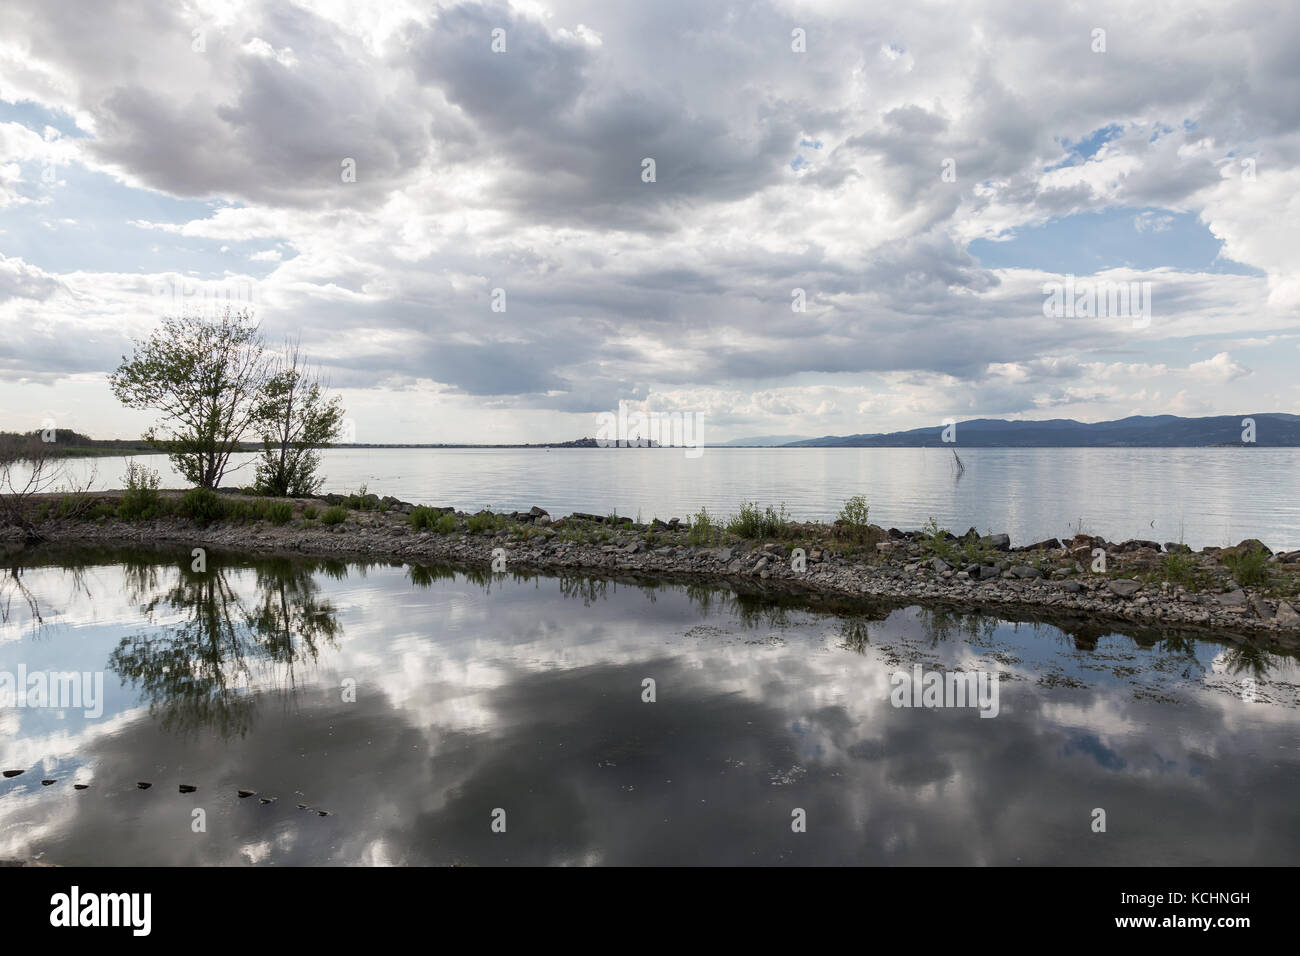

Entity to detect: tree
[109,310,269,489]
[0,431,95,544]
[254,341,345,497]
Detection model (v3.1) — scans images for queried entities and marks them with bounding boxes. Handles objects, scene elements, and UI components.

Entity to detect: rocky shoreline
[9,488,1300,651]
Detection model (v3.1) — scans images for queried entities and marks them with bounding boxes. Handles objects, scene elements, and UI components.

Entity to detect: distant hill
[781,414,1300,447]
[714,435,814,447]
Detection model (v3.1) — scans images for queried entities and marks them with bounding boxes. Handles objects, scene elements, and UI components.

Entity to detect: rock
[1164,542,1192,554]
[1107,579,1142,598]
[73,784,88,790]
[623,541,642,554]
[1023,538,1062,551]
[259,797,276,805]
[1276,602,1300,626]
[2,770,23,778]
[528,506,548,518]
[982,533,1011,551]
[1217,589,1248,607]
[317,810,331,817]
[179,784,197,793]
[238,789,256,798]
[978,565,1000,580]
[956,571,970,580]
[717,548,733,562]
[931,557,951,573]
[1234,538,1272,555]
[1011,565,1043,579]
[136,782,152,789]
[1117,539,1161,553]
[41,779,56,786]
[1061,580,1083,593]
[1251,596,1274,620]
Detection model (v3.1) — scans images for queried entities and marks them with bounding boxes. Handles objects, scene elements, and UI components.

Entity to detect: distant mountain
[781,414,1300,447]
[714,434,814,447]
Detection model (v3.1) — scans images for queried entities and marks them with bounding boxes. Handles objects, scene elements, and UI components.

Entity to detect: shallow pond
[1,546,1297,865]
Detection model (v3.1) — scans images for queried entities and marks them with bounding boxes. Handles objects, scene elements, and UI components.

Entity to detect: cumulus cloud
[0,0,1296,439]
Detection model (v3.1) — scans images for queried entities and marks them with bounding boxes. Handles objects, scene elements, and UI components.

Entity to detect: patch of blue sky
[968,208,1263,276]
[0,99,88,138]
[0,162,284,278]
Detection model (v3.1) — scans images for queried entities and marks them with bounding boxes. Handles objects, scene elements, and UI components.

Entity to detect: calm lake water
[53,446,1300,550]
[1,547,1297,865]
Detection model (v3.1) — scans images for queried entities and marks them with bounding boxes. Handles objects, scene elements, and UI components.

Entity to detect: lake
[46,446,1300,550]
[2,547,1297,865]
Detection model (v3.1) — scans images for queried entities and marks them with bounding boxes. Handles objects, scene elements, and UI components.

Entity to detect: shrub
[267,501,293,525]
[836,495,872,542]
[1160,550,1197,587]
[302,505,318,519]
[1223,547,1270,587]
[177,487,227,523]
[118,461,164,520]
[321,505,348,526]
[467,511,506,533]
[726,501,791,539]
[434,512,457,535]
[920,517,956,561]
[688,507,717,546]
[409,505,438,530]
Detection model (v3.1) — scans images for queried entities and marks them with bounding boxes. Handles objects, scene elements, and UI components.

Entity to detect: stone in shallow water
[237,789,256,798]
[136,782,152,790]
[2,770,23,778]
[179,784,197,793]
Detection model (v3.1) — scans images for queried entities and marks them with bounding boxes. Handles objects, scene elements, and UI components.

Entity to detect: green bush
[920,517,956,561]
[1223,547,1270,587]
[725,501,791,539]
[434,512,457,534]
[118,461,164,520]
[302,505,318,519]
[836,495,872,541]
[321,505,348,526]
[266,502,293,525]
[177,487,227,523]
[688,507,717,546]
[409,505,438,530]
[467,511,506,533]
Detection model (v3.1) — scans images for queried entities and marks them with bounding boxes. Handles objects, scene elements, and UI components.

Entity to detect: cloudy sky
[1,0,1297,443]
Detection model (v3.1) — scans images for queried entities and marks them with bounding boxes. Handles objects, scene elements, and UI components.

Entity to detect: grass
[303,505,318,519]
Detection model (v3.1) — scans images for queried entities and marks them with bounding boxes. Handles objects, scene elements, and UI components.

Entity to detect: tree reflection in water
[108,555,343,739]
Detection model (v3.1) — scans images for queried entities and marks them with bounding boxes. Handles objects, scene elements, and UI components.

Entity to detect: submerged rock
[136,782,152,789]
[237,789,256,798]
[179,784,197,793]
[2,770,23,778]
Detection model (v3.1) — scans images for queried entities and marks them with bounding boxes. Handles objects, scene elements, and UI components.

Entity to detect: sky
[0,0,1297,444]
